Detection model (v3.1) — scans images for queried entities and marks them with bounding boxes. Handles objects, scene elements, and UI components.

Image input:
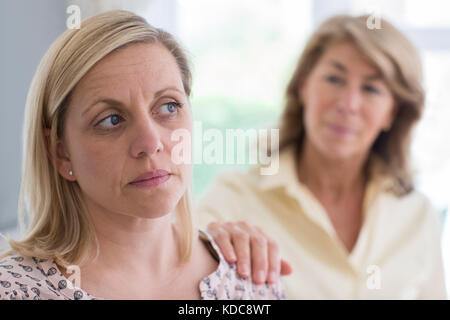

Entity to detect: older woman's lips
[129,169,170,188]
[326,122,354,136]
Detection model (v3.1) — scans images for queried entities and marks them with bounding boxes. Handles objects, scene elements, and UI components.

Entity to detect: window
[177,0,313,195]
[175,0,450,293]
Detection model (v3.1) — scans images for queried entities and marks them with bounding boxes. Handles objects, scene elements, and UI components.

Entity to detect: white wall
[0,0,66,233]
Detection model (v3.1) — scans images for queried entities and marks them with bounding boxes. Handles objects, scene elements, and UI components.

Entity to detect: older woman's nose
[336,85,362,114]
[129,117,163,158]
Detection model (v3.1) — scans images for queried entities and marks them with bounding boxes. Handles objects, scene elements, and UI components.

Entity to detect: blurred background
[0,0,449,293]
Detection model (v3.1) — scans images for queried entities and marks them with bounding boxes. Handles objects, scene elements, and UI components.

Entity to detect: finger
[229,226,251,278]
[266,239,281,284]
[207,223,237,262]
[250,234,268,284]
[280,259,293,276]
[253,226,278,284]
[253,224,293,279]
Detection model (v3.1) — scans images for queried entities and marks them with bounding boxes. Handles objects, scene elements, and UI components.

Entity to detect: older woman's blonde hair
[280,15,424,195]
[2,10,194,267]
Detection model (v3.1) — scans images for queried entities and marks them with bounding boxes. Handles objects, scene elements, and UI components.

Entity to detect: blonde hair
[279,15,425,195]
[2,10,194,266]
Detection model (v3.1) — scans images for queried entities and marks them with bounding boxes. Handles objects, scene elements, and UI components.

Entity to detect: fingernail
[268,271,277,283]
[239,263,250,277]
[256,270,265,283]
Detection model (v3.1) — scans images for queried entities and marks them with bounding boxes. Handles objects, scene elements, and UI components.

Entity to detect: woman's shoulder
[368,155,442,216]
[196,168,264,222]
[198,230,285,300]
[374,182,444,235]
[384,185,441,217]
[0,251,51,300]
[206,146,298,193]
[0,251,93,300]
[401,190,444,226]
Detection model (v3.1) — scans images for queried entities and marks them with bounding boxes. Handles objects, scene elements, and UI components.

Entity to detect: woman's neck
[297,140,368,201]
[82,199,184,279]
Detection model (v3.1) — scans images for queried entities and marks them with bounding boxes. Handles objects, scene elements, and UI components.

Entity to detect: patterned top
[0,230,285,300]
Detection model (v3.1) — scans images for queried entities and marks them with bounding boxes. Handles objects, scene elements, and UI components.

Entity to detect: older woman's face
[58,42,192,218]
[300,42,396,160]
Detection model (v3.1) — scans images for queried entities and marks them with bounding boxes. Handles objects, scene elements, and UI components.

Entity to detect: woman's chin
[133,205,176,219]
[319,143,362,161]
[133,196,181,218]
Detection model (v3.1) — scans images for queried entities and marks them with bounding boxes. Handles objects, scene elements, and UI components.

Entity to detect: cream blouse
[197,145,447,299]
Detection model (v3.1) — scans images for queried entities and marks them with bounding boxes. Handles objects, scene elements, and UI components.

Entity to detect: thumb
[280,259,293,276]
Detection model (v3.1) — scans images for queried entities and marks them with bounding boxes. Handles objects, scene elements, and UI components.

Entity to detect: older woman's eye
[158,102,182,115]
[363,85,380,94]
[325,75,343,84]
[96,114,123,128]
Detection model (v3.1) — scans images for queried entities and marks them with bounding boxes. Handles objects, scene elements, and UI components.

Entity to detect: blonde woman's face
[58,42,192,219]
[300,42,396,160]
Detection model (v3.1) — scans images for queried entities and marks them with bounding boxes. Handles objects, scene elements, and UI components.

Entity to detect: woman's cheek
[74,141,121,183]
[305,99,326,135]
[165,131,192,187]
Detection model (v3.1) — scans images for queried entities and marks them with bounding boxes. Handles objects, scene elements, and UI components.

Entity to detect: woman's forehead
[317,42,381,78]
[73,42,184,101]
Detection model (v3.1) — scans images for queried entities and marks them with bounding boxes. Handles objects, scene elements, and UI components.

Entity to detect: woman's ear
[56,140,76,181]
[44,128,75,181]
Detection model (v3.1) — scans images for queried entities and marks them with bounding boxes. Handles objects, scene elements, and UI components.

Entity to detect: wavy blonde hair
[2,10,194,267]
[280,15,424,195]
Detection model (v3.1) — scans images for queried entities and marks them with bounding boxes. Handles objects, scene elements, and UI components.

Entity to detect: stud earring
[69,170,73,176]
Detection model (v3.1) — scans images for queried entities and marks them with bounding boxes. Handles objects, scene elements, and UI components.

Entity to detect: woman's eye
[326,75,343,84]
[96,114,123,128]
[158,102,181,115]
[363,85,379,94]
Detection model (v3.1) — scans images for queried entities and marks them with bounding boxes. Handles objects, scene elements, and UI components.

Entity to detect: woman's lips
[129,169,171,188]
[325,122,354,136]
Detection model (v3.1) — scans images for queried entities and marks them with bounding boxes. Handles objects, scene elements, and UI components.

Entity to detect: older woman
[0,10,284,300]
[198,15,447,299]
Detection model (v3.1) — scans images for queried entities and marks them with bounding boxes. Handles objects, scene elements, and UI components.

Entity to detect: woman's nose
[129,116,164,159]
[336,85,362,114]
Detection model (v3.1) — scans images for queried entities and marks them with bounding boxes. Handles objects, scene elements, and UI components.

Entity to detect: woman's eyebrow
[154,86,184,98]
[82,87,184,116]
[328,60,347,72]
[364,74,382,81]
[328,60,381,80]
[82,98,124,117]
